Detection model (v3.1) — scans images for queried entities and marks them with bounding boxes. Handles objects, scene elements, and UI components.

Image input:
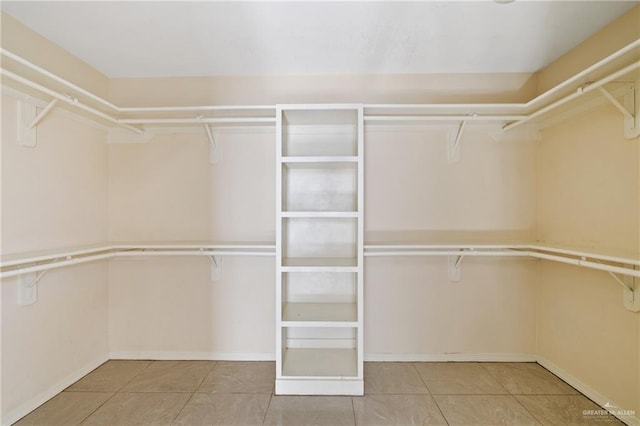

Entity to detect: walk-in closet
[1,1,639,425]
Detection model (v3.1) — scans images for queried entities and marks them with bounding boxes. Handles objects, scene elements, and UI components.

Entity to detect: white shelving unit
[276,105,364,395]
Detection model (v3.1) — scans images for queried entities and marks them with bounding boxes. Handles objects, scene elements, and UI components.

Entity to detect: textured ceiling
[2,1,637,78]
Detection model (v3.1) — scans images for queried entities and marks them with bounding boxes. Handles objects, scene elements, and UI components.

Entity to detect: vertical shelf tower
[276,104,364,395]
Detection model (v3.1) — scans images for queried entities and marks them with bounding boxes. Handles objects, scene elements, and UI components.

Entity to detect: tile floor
[14,361,624,425]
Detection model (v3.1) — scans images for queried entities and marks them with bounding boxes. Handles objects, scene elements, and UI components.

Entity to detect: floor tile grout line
[350,396,357,426]
[508,394,545,426]
[428,393,451,426]
[67,360,155,424]
[114,359,155,393]
[193,360,217,393]
[169,390,197,425]
[261,392,274,425]
[476,362,511,395]
[411,362,433,394]
[412,363,450,425]
[74,391,119,425]
[481,362,581,396]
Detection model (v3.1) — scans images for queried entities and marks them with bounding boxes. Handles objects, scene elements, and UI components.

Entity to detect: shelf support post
[209,255,221,281]
[30,98,59,129]
[607,269,639,312]
[597,83,639,139]
[18,270,49,306]
[17,98,37,147]
[449,254,464,282]
[199,117,219,164]
[448,121,466,163]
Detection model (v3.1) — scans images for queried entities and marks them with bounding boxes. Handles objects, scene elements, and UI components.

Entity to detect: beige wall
[1,94,109,424]
[536,100,640,415]
[105,123,538,358]
[109,73,536,106]
[107,130,276,356]
[363,125,538,357]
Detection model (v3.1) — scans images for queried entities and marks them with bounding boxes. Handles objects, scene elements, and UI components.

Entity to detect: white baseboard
[109,351,534,363]
[536,357,639,426]
[108,351,276,361]
[365,352,537,362]
[2,354,108,426]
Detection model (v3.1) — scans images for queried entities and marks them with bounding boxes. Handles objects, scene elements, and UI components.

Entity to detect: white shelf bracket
[449,254,464,282]
[607,270,639,312]
[597,84,639,139]
[209,255,222,281]
[18,270,48,306]
[30,98,59,129]
[448,120,467,163]
[199,117,219,164]
[17,98,37,147]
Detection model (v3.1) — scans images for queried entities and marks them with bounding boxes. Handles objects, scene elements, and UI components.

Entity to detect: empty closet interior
[1,2,639,425]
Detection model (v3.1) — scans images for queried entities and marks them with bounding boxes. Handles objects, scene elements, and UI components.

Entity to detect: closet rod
[503,60,640,131]
[119,105,275,113]
[2,39,638,118]
[0,244,278,278]
[361,39,640,113]
[0,49,274,114]
[3,244,638,279]
[117,117,276,125]
[364,115,527,122]
[524,38,640,108]
[0,48,120,112]
[0,69,144,135]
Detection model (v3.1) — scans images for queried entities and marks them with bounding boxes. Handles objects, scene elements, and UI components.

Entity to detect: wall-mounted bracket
[209,255,222,281]
[597,83,639,139]
[17,98,37,147]
[198,117,219,164]
[447,120,466,163]
[30,98,59,129]
[18,270,49,306]
[608,271,639,312]
[449,254,464,282]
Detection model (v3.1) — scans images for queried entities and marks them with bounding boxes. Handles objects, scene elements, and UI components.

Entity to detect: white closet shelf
[281,212,358,218]
[281,156,359,164]
[281,348,358,378]
[363,243,640,278]
[2,40,638,134]
[0,242,276,279]
[282,303,357,326]
[281,257,359,272]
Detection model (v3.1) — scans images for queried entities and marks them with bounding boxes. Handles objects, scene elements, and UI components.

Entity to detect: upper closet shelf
[1,40,638,135]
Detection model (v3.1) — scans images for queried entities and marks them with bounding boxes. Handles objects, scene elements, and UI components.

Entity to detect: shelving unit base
[275,379,363,396]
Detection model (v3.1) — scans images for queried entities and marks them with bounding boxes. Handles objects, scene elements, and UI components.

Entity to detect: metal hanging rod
[503,60,640,131]
[1,39,638,128]
[0,244,278,279]
[2,243,638,279]
[363,115,527,122]
[0,49,121,111]
[0,68,144,135]
[117,117,276,124]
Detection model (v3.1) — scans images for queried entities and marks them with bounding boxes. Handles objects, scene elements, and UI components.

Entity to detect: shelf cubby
[281,108,359,157]
[282,162,358,213]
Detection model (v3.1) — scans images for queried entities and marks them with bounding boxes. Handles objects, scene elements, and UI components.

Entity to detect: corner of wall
[535,5,639,94]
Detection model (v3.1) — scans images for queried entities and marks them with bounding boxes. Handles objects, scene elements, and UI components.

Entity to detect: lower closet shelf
[282,303,357,326]
[277,348,363,395]
[281,348,358,378]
